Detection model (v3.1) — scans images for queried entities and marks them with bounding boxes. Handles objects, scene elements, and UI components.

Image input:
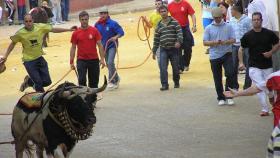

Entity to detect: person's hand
[70,26,78,31]
[223,88,239,98]
[263,51,273,58]
[192,26,197,33]
[238,63,245,71]
[110,36,118,42]
[100,60,106,69]
[152,54,156,60]
[175,42,181,49]
[70,63,75,70]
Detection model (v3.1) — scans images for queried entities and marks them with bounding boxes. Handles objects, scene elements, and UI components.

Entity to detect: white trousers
[249,67,273,112]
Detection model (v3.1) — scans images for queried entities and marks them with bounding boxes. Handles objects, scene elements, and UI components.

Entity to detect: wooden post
[0,0,6,24]
[273,0,280,71]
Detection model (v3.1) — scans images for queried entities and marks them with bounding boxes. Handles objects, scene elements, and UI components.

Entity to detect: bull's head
[50,76,107,140]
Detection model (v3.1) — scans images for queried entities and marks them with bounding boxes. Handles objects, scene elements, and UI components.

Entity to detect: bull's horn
[89,76,107,94]
[61,91,72,98]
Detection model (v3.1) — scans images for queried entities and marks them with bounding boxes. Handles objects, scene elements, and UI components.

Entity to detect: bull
[11,77,107,158]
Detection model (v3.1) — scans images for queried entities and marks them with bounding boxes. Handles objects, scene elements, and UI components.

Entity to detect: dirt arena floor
[0,2,273,158]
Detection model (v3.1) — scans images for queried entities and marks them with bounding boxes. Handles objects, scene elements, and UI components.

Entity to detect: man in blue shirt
[203,7,237,106]
[95,6,124,90]
[230,5,252,90]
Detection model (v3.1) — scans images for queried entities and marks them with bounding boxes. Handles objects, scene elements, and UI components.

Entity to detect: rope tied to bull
[104,16,152,83]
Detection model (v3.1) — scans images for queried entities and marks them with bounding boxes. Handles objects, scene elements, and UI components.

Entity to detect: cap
[99,6,108,13]
[211,7,223,18]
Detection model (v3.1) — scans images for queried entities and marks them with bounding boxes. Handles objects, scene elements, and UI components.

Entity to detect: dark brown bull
[11,77,107,158]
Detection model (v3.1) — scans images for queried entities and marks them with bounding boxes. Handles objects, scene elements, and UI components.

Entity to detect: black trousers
[77,59,100,88]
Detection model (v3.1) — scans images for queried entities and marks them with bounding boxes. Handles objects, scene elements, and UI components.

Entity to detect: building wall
[70,0,132,13]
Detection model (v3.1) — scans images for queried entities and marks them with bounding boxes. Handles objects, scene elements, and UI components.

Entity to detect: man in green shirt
[0,14,76,92]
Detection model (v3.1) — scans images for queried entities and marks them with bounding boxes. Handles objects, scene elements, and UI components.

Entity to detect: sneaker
[106,83,118,91]
[259,111,269,117]
[226,99,234,105]
[218,100,226,106]
[20,75,30,92]
[184,66,189,71]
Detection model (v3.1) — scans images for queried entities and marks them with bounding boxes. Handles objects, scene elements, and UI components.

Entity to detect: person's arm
[152,27,160,60]
[263,42,280,58]
[203,40,221,47]
[223,85,262,98]
[69,43,76,69]
[143,16,153,29]
[110,22,124,41]
[97,40,105,68]
[238,46,245,70]
[190,14,197,33]
[51,26,77,33]
[0,42,16,63]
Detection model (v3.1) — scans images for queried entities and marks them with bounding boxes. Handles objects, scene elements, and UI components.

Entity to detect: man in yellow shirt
[0,14,76,92]
[143,0,163,66]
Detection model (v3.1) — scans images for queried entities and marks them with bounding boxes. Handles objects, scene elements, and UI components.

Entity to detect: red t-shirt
[168,0,195,27]
[18,0,25,7]
[71,26,102,60]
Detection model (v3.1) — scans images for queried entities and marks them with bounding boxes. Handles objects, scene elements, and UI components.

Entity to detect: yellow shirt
[10,23,52,62]
[149,11,162,29]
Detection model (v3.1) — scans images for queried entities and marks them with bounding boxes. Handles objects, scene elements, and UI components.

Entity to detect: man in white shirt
[247,0,270,29]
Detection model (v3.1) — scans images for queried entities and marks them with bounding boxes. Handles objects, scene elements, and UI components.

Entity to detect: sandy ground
[0,2,273,158]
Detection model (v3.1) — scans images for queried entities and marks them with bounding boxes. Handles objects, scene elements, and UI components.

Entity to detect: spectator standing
[95,6,124,90]
[225,0,234,22]
[143,0,163,67]
[168,0,196,72]
[50,0,63,25]
[230,6,252,89]
[217,2,229,22]
[152,5,183,91]
[17,0,26,24]
[4,0,15,25]
[201,0,219,29]
[239,12,280,116]
[0,14,75,92]
[203,7,237,105]
[61,0,69,21]
[70,11,106,88]
[247,0,270,29]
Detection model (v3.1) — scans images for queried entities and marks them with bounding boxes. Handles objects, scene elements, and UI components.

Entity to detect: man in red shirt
[168,0,197,72]
[70,11,105,88]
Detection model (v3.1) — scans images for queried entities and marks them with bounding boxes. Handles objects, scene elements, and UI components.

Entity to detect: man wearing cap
[203,7,237,106]
[95,6,124,90]
[70,11,106,88]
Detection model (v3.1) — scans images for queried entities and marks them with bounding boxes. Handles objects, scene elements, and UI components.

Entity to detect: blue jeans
[159,47,180,87]
[210,53,238,101]
[232,45,252,89]
[61,0,69,21]
[17,6,26,22]
[23,57,52,92]
[77,59,100,88]
[106,48,119,84]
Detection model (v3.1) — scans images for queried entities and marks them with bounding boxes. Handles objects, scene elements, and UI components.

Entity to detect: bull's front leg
[15,141,25,158]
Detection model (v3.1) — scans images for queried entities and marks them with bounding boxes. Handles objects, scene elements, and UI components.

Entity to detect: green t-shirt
[10,23,52,62]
